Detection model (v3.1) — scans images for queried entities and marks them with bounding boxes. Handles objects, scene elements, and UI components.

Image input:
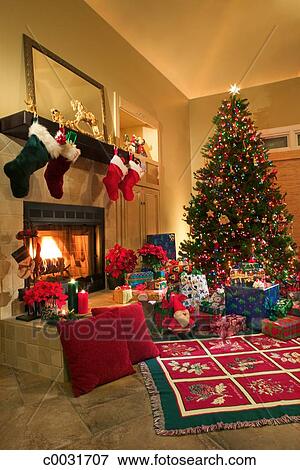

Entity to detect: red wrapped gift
[197,312,213,331]
[262,315,300,340]
[165,259,193,284]
[210,314,246,339]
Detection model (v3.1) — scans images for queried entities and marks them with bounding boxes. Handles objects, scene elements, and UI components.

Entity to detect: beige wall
[0,0,191,246]
[189,77,300,175]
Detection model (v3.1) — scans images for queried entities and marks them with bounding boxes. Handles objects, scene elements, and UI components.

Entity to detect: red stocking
[44,144,80,199]
[103,151,128,201]
[119,160,145,201]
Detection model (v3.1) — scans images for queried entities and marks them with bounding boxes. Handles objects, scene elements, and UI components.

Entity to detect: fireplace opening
[24,202,105,292]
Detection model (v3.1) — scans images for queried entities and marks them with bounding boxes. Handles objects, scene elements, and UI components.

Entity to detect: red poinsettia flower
[137,243,168,268]
[105,244,137,278]
[23,281,67,308]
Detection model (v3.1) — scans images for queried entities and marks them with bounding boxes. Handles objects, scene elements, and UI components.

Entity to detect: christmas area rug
[140,334,300,435]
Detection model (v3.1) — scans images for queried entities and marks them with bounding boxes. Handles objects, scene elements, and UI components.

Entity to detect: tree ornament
[207,210,214,218]
[213,240,219,249]
[219,215,230,225]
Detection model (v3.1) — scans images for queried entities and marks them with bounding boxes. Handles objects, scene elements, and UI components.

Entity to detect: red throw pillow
[57,312,135,397]
[91,303,159,364]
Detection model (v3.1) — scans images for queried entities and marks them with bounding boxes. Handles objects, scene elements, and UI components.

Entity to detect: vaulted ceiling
[85,0,300,99]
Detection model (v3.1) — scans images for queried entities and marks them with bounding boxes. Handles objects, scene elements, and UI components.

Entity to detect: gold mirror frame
[23,34,108,140]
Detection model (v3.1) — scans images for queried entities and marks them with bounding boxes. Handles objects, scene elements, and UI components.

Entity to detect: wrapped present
[287,290,300,301]
[291,302,300,317]
[179,272,209,307]
[113,285,133,304]
[197,312,215,332]
[210,314,246,339]
[132,287,168,302]
[268,297,293,320]
[230,261,265,287]
[262,315,300,340]
[147,279,168,290]
[153,270,166,279]
[126,271,154,288]
[147,233,176,259]
[225,284,280,330]
[199,288,225,314]
[165,259,193,284]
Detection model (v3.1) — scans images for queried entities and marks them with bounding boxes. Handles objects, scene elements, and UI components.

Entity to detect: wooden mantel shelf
[0,110,129,165]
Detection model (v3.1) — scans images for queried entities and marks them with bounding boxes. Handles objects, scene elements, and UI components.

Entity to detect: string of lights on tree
[180,84,297,285]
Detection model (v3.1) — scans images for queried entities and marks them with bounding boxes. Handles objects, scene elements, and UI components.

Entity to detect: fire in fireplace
[24,202,105,291]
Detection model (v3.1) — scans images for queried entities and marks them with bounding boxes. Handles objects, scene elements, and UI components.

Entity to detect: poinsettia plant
[23,281,67,308]
[137,243,168,270]
[105,243,137,279]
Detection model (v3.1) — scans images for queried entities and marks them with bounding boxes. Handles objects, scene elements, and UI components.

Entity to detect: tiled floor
[1,364,300,450]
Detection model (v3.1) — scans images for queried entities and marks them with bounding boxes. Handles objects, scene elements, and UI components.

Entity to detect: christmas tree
[180,85,296,285]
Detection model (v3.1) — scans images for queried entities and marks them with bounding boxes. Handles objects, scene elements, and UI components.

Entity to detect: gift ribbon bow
[115,285,131,290]
[265,297,293,321]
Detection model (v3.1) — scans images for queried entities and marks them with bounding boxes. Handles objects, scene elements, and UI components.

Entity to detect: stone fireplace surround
[0,132,120,378]
[0,132,118,321]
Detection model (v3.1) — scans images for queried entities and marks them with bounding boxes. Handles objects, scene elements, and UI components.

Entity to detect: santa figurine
[128,134,137,154]
[162,293,195,333]
[136,137,147,156]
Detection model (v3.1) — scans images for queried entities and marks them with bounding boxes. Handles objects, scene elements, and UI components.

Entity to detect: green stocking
[4,122,60,198]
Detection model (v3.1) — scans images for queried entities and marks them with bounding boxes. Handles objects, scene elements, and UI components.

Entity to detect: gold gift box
[113,287,133,304]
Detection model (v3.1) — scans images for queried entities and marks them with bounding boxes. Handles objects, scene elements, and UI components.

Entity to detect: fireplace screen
[31,226,94,279]
[24,202,105,291]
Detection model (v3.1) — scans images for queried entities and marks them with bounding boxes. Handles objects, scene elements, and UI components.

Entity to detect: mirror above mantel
[0,35,126,165]
[23,34,108,141]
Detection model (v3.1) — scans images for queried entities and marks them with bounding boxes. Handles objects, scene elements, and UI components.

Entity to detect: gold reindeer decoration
[50,99,105,141]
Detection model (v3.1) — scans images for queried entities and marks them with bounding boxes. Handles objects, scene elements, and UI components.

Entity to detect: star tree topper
[229,83,240,95]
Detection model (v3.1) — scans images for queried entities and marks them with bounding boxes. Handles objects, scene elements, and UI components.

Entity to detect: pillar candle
[68,279,78,312]
[78,290,89,315]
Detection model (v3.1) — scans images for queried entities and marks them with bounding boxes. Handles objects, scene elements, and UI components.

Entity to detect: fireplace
[23,202,105,292]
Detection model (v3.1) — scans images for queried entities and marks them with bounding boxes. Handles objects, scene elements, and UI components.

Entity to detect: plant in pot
[137,243,168,277]
[23,280,68,323]
[105,243,137,289]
